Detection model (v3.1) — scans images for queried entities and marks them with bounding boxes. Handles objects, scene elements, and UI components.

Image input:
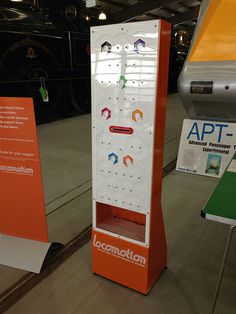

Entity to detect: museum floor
[1,94,235,314]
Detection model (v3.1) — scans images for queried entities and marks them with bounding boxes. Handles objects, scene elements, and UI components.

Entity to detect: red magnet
[109,126,133,135]
[101,107,111,120]
[123,155,134,167]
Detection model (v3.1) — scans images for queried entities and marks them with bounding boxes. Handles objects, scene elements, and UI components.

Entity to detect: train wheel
[0,40,63,124]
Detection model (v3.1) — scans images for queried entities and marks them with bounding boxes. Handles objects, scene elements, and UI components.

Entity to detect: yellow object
[189,0,236,62]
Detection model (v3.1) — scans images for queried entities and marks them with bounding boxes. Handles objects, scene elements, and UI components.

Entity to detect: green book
[201,153,236,225]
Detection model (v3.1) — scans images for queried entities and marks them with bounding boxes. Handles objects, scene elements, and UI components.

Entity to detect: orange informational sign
[0,97,48,242]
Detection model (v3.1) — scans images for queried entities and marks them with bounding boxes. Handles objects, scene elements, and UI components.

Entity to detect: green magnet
[119,75,127,89]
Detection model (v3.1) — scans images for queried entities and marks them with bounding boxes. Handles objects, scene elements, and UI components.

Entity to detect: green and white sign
[176,119,236,178]
[202,153,236,225]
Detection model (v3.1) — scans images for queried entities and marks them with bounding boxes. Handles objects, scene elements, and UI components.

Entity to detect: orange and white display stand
[0,97,50,273]
[91,20,171,294]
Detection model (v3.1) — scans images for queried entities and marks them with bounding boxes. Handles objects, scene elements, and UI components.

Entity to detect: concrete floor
[5,171,236,314]
[1,94,186,295]
[2,93,235,313]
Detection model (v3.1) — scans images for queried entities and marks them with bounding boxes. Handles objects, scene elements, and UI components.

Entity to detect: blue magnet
[108,153,118,165]
[134,39,145,53]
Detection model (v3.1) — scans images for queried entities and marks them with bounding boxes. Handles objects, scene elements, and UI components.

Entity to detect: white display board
[91,21,161,243]
[0,234,50,273]
[177,119,236,177]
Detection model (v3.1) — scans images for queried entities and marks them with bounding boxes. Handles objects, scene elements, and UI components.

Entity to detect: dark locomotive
[0,0,190,123]
[0,0,90,123]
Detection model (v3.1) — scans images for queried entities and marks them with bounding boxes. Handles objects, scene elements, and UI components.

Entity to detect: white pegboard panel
[91,20,160,216]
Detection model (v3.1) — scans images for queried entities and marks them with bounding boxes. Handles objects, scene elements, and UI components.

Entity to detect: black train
[0,0,90,123]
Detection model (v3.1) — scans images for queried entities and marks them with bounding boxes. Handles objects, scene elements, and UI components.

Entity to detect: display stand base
[0,234,51,273]
[92,230,167,295]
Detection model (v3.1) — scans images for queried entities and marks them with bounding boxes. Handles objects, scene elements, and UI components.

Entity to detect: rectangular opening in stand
[96,202,146,242]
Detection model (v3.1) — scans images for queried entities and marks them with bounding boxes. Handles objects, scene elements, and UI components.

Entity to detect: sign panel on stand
[0,97,49,273]
[91,20,171,294]
[177,119,236,178]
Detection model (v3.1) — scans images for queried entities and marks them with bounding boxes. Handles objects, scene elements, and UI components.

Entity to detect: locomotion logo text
[0,165,34,176]
[93,235,146,267]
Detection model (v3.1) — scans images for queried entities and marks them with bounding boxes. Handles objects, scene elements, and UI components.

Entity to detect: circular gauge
[65,5,78,21]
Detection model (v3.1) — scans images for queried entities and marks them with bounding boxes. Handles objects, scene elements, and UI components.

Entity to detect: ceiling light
[98,11,107,20]
[86,0,96,8]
